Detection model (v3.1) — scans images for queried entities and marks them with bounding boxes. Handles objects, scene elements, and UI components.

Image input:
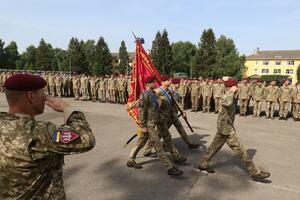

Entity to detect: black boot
[127,160,142,169]
[167,167,183,176]
[251,171,270,180]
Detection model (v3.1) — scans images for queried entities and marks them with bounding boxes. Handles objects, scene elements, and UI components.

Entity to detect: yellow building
[245,49,300,84]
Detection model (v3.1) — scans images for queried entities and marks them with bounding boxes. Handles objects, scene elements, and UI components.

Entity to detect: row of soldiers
[0,71,131,104]
[1,71,300,121]
[179,78,300,121]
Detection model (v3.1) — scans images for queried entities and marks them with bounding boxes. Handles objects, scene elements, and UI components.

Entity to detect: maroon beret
[171,78,180,84]
[161,75,170,82]
[224,79,238,88]
[145,76,156,84]
[4,73,47,91]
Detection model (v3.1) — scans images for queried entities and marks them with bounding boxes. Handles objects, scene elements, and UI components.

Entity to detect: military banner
[127,38,162,126]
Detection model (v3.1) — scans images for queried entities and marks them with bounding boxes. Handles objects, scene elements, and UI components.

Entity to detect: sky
[0,0,300,55]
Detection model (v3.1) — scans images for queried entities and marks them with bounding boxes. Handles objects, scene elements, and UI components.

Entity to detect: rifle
[168,91,194,132]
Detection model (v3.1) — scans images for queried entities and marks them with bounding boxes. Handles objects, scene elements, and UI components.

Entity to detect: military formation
[178,77,300,121]
[1,71,300,121]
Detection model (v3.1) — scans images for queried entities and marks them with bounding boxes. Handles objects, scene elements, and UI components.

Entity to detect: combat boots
[127,160,142,169]
[251,170,271,180]
[188,143,200,149]
[167,167,183,176]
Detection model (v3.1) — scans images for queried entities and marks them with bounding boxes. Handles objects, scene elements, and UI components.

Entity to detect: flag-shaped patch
[53,130,79,144]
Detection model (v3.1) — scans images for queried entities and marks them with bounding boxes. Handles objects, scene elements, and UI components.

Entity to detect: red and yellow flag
[127,39,162,126]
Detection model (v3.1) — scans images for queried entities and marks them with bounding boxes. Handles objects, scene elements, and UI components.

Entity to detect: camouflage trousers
[293,103,300,119]
[109,90,116,103]
[119,90,126,104]
[143,121,184,161]
[199,131,259,176]
[279,101,290,118]
[81,87,89,100]
[98,90,105,102]
[171,114,192,146]
[56,85,62,97]
[73,87,80,100]
[191,95,199,111]
[50,85,56,97]
[239,99,248,115]
[91,88,97,101]
[253,100,263,116]
[202,96,211,111]
[214,97,222,113]
[266,101,276,118]
[129,126,174,170]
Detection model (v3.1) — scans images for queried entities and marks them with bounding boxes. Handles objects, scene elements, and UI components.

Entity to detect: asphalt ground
[0,94,300,200]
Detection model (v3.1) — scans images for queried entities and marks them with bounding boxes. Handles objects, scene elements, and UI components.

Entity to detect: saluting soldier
[198,80,270,180]
[0,74,95,199]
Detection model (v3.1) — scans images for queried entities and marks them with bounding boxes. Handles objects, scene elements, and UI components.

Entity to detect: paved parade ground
[1,94,300,200]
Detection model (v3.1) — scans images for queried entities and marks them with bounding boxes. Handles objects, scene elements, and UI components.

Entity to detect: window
[287,60,295,65]
[262,69,269,74]
[273,69,281,74]
[275,60,281,65]
[263,60,269,65]
[286,69,294,74]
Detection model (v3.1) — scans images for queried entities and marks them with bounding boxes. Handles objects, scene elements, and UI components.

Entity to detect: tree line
[0,28,245,78]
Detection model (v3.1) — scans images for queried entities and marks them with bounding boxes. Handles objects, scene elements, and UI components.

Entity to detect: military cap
[161,75,170,82]
[224,79,238,87]
[145,76,156,84]
[4,73,47,91]
[171,78,180,84]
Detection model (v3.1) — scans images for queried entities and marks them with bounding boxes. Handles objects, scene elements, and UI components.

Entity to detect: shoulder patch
[53,130,79,144]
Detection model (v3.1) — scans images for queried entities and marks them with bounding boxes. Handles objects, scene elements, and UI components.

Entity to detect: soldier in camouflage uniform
[238,79,251,116]
[264,80,279,119]
[89,76,98,102]
[213,79,225,114]
[48,73,56,97]
[279,80,293,120]
[55,74,63,97]
[98,77,107,102]
[292,82,300,121]
[191,79,201,112]
[118,75,127,104]
[81,75,89,101]
[126,76,183,176]
[72,75,81,100]
[202,79,213,113]
[252,80,265,118]
[0,74,95,200]
[198,81,270,180]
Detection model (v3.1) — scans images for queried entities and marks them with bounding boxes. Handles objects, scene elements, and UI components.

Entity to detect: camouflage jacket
[217,92,236,136]
[238,83,251,100]
[292,87,300,103]
[138,89,160,129]
[279,85,293,102]
[155,87,175,122]
[0,107,95,200]
[191,83,201,97]
[264,85,279,102]
[202,83,213,97]
[252,85,265,101]
[213,84,225,98]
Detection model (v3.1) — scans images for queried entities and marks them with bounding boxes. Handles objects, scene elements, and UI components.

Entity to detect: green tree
[171,41,196,76]
[52,48,69,71]
[36,39,53,71]
[68,37,88,74]
[0,39,5,68]
[117,40,129,73]
[193,28,217,77]
[151,31,163,72]
[214,35,245,78]
[83,40,96,72]
[93,37,112,75]
[4,41,19,69]
[16,45,37,70]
